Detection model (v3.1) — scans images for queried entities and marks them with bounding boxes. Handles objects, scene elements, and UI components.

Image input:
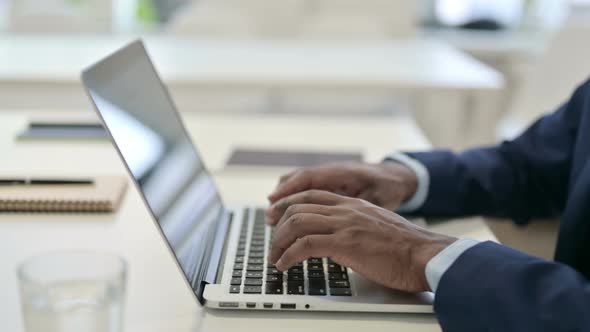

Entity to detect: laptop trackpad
[350,271,434,305]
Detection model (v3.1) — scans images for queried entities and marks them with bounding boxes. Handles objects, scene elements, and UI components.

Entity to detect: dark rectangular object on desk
[17,123,108,141]
[226,148,363,168]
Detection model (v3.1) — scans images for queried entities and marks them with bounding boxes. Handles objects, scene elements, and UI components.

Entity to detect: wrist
[411,234,457,292]
[379,161,418,203]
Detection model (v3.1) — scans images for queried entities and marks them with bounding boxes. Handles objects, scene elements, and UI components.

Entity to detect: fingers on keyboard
[232,210,352,296]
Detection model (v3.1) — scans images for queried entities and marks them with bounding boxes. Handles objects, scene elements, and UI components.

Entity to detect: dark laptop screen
[82,41,225,288]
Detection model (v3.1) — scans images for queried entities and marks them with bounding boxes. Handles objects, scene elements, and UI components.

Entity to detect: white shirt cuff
[425,238,480,293]
[385,152,430,213]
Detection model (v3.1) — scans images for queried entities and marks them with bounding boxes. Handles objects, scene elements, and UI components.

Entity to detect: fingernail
[275,258,283,270]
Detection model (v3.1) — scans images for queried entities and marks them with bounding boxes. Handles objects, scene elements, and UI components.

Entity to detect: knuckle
[284,204,299,216]
[310,189,324,195]
[304,189,323,200]
[344,207,359,218]
[301,190,314,203]
[301,236,315,251]
[293,169,309,182]
[277,198,290,212]
[288,213,305,228]
[351,197,368,206]
[349,197,375,211]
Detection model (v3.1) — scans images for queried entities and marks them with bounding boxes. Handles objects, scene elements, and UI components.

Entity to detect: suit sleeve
[406,80,589,224]
[435,241,590,332]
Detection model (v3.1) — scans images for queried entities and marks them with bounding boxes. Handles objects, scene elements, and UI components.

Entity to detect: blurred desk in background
[0,35,505,149]
[0,110,497,332]
[0,35,502,110]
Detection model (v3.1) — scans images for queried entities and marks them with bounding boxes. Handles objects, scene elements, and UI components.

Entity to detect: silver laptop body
[81,40,433,313]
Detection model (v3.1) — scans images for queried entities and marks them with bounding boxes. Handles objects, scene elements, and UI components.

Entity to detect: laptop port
[263,303,273,309]
[219,302,239,308]
[246,302,256,308]
[280,303,296,309]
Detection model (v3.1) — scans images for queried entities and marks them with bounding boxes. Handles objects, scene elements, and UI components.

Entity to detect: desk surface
[0,111,497,332]
[0,35,502,90]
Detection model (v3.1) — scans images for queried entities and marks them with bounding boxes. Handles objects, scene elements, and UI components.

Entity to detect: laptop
[81,40,433,312]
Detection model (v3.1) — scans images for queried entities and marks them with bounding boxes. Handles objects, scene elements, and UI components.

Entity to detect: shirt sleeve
[425,238,480,292]
[384,152,430,213]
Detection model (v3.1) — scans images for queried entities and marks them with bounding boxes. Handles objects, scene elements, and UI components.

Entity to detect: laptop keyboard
[230,208,352,296]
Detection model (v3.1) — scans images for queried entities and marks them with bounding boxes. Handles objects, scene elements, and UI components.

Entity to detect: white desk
[0,35,503,111]
[0,111,497,332]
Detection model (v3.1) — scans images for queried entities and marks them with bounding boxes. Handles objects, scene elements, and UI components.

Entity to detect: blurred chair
[497,12,590,140]
[9,0,112,33]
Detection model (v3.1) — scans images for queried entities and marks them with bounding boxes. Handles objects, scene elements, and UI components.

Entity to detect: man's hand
[267,190,457,293]
[267,162,418,221]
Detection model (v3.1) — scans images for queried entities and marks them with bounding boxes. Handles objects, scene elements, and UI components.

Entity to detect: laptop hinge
[194,208,232,304]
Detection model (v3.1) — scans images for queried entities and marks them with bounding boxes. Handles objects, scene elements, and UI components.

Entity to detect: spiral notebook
[0,176,128,213]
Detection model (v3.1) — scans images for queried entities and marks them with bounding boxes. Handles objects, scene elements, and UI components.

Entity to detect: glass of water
[17,251,127,332]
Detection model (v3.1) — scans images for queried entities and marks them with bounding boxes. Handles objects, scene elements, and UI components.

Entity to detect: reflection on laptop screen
[82,41,225,288]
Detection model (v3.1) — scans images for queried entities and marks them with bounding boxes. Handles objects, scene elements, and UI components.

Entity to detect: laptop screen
[82,41,225,288]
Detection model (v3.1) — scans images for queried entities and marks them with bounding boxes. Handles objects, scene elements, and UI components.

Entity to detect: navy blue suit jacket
[407,78,590,331]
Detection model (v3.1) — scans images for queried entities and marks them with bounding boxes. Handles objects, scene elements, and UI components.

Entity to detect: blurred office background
[1,0,590,257]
